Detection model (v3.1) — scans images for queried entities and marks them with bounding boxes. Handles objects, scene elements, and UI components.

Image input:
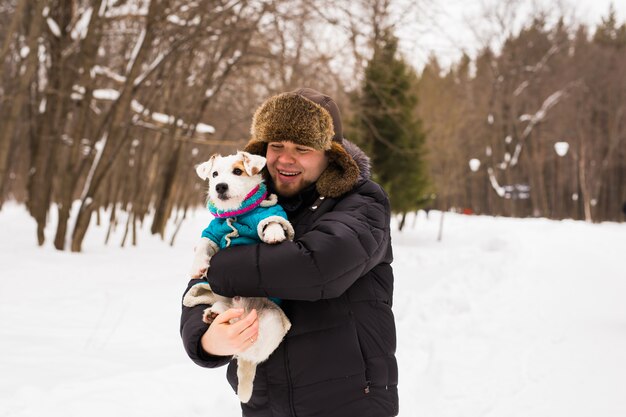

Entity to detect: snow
[98,0,108,17]
[93,89,120,101]
[126,28,146,75]
[520,90,565,140]
[92,66,127,83]
[71,7,93,40]
[134,52,166,87]
[131,99,145,114]
[79,134,107,203]
[468,158,481,172]
[487,167,506,197]
[46,17,62,38]
[166,15,201,26]
[513,81,529,96]
[196,123,216,134]
[1,204,625,417]
[554,142,570,157]
[151,112,171,124]
[104,1,148,18]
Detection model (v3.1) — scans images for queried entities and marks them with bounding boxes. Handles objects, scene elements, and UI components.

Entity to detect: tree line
[0,1,623,252]
[0,0,381,251]
[415,8,626,222]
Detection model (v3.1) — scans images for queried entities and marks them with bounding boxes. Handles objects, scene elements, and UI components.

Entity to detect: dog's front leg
[202,296,232,324]
[258,216,294,244]
[261,222,286,244]
[190,237,219,278]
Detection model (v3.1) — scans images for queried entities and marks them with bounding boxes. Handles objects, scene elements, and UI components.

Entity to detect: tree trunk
[151,141,182,237]
[578,136,592,222]
[0,0,27,73]
[398,212,407,231]
[71,0,163,252]
[0,0,46,198]
[169,206,187,246]
[53,0,107,250]
[105,203,117,245]
[53,202,71,250]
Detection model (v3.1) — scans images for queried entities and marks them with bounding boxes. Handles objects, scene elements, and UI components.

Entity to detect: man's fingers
[232,309,257,333]
[235,322,260,352]
[213,308,244,324]
[238,320,259,346]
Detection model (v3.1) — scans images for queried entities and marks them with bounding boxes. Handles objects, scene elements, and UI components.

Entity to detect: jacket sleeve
[207,182,391,301]
[180,278,232,368]
[200,221,220,246]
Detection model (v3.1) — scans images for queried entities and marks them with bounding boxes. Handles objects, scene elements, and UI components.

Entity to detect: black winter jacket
[180,148,398,417]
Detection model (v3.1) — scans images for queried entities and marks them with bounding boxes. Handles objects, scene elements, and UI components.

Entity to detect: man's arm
[180,278,232,368]
[207,183,391,301]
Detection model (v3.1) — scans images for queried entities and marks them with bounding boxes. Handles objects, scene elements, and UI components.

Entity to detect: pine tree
[350,32,430,229]
[593,4,626,48]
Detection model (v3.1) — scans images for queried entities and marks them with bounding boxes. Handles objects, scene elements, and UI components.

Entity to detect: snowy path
[394,214,626,417]
[1,204,625,416]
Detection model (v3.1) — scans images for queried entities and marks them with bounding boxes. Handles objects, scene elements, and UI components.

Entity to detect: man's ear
[239,151,266,176]
[196,154,217,180]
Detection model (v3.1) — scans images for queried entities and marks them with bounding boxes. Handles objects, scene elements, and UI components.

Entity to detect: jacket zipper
[283,338,297,416]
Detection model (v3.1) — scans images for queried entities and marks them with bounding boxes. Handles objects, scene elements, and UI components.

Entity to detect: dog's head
[196,151,267,211]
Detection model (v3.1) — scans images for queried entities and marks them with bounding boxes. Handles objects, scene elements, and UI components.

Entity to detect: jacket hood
[342,139,371,182]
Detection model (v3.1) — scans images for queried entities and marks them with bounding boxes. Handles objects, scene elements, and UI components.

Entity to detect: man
[180,88,398,417]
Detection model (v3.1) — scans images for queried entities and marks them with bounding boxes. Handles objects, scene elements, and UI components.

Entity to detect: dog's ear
[196,154,217,180]
[239,151,266,176]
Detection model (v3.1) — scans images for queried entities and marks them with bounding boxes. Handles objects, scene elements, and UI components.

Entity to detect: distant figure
[622,201,626,217]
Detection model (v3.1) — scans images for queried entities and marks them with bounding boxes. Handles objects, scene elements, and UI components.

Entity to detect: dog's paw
[190,255,211,278]
[202,302,229,324]
[191,268,207,279]
[262,223,286,244]
[202,308,220,324]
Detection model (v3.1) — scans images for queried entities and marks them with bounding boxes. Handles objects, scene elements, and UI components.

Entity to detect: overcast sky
[397,0,626,70]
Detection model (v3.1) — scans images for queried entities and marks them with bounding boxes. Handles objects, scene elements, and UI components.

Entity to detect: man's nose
[277,150,296,163]
[215,183,228,194]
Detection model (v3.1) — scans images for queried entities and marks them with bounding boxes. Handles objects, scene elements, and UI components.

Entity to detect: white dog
[183,151,293,403]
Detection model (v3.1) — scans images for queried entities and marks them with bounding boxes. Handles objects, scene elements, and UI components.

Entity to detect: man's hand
[200,308,259,356]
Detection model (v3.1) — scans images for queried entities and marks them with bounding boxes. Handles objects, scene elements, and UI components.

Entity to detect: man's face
[265,141,329,197]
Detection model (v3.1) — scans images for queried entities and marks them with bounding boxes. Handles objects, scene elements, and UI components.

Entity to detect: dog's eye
[233,168,243,176]
[212,171,218,178]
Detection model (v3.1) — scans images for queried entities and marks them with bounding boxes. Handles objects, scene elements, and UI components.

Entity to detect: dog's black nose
[215,183,228,194]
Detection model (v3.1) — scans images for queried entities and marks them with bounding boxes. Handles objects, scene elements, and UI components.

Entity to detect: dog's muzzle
[215,183,229,200]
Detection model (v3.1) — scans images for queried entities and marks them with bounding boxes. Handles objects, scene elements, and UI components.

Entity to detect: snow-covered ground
[1,203,625,417]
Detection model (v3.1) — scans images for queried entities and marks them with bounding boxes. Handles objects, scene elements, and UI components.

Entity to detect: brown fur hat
[245,88,360,198]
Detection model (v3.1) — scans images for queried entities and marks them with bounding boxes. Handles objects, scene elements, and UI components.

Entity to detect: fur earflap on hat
[245,88,360,198]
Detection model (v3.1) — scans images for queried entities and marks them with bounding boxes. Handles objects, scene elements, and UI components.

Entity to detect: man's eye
[233,168,243,176]
[212,171,218,178]
[297,148,310,153]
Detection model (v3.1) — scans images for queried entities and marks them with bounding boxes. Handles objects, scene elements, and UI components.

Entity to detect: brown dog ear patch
[233,160,250,176]
[241,154,260,176]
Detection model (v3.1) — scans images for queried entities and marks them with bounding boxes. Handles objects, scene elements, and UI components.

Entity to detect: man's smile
[278,170,301,177]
